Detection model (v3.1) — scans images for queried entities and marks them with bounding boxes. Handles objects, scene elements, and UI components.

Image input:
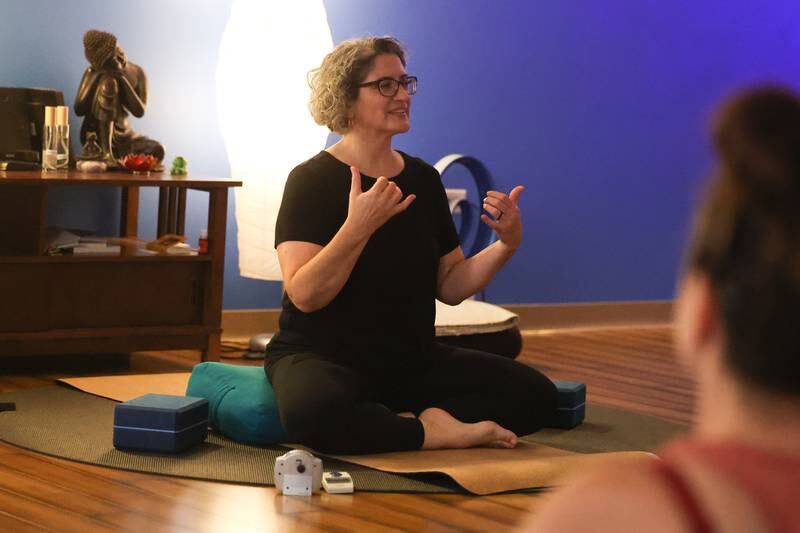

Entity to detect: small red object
[119,153,160,172]
[198,229,209,254]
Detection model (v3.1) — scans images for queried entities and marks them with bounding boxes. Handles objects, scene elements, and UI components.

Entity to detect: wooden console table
[0,170,242,361]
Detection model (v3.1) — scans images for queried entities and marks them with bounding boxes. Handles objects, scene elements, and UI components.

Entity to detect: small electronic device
[274,449,323,496]
[322,470,354,494]
[0,87,65,168]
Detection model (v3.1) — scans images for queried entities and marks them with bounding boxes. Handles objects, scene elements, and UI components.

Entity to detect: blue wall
[2,1,799,307]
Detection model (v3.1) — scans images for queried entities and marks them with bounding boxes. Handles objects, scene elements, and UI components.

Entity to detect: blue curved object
[434,154,497,257]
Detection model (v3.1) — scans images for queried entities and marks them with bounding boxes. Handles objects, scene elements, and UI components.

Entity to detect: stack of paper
[46,227,81,253]
[72,243,121,255]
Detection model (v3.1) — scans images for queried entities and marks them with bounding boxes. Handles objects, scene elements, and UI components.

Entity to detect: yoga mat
[50,373,686,494]
[0,386,460,493]
[333,446,652,495]
[59,372,684,453]
[59,372,190,402]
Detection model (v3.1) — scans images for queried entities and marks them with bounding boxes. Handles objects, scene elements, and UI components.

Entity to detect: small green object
[170,156,188,175]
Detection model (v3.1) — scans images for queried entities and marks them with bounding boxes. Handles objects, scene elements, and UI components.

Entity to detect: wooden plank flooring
[0,325,693,532]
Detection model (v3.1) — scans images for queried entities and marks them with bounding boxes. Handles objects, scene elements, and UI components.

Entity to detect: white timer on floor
[322,471,354,494]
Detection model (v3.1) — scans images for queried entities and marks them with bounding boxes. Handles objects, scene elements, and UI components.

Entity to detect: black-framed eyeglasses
[358,75,418,97]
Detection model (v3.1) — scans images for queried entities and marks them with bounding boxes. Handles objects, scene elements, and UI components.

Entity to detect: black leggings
[265,342,557,455]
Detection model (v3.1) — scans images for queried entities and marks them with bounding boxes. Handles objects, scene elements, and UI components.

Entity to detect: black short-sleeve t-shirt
[271,150,460,369]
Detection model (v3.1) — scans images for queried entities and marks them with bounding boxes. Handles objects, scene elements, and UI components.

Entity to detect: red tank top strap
[659,438,800,533]
[650,458,715,533]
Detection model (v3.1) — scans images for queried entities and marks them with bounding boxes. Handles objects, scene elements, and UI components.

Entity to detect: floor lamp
[216,1,333,357]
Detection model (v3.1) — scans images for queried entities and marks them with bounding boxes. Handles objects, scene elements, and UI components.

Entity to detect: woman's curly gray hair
[308,36,407,134]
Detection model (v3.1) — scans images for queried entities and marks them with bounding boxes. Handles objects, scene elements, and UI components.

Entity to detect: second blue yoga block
[551,380,587,429]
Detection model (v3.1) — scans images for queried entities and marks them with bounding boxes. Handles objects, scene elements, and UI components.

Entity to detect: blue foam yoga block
[551,381,587,429]
[552,403,586,429]
[113,394,208,453]
[553,380,586,407]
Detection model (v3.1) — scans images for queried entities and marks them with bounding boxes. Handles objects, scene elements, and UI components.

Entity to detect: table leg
[167,187,178,234]
[202,188,228,363]
[203,331,221,362]
[120,186,139,238]
[177,188,187,236]
[157,188,170,237]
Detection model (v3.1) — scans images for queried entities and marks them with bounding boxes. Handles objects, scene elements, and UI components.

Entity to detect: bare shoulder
[518,455,692,533]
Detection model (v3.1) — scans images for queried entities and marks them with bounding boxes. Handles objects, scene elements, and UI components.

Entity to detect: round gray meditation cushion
[434,300,522,359]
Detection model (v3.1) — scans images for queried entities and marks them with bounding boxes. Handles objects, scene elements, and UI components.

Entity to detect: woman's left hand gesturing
[481,185,524,251]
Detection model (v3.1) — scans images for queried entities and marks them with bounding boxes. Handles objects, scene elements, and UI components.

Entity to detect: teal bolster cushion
[186,362,287,444]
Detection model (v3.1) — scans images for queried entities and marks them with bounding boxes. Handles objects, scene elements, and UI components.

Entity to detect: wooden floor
[0,326,693,532]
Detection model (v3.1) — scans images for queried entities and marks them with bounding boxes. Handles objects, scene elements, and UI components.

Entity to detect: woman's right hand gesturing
[346,166,416,238]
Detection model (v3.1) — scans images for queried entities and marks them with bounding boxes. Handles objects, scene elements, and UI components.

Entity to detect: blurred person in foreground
[523,86,800,532]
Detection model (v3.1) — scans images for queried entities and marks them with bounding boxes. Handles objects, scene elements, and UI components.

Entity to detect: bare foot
[418,407,518,450]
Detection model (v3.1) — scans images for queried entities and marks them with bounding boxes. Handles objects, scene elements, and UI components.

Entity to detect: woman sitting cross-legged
[523,86,800,532]
[264,36,557,454]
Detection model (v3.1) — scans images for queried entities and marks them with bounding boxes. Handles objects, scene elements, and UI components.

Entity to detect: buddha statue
[74,30,164,165]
